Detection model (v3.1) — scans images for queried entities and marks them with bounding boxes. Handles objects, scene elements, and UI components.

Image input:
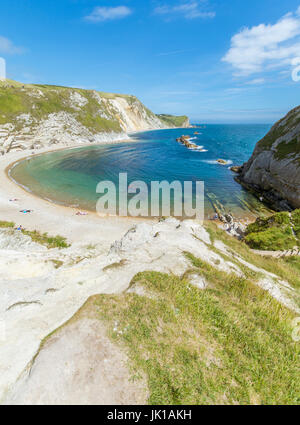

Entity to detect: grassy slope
[3,218,299,404]
[244,210,300,251]
[92,223,299,405]
[0,79,184,134]
[254,105,300,165]
[206,221,300,292]
[156,114,189,127]
[0,80,122,132]
[94,257,299,404]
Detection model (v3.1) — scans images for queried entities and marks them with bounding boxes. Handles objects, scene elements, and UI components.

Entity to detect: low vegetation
[0,220,15,228]
[75,89,121,134]
[21,229,70,249]
[244,210,300,251]
[103,259,127,271]
[257,107,300,153]
[292,209,300,239]
[94,255,299,405]
[50,259,64,269]
[275,138,300,161]
[0,82,122,133]
[156,114,189,128]
[0,79,183,135]
[245,227,296,251]
[205,221,300,292]
[0,220,70,249]
[2,211,299,404]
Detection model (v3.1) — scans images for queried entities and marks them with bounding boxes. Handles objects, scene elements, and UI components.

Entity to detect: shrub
[245,227,297,251]
[0,221,15,228]
[22,230,70,249]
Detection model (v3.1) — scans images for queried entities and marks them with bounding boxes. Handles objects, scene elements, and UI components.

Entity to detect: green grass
[244,211,299,251]
[275,138,300,160]
[253,106,300,155]
[254,106,300,169]
[246,212,291,233]
[0,220,70,249]
[0,79,190,136]
[0,80,129,133]
[77,113,121,133]
[205,221,300,291]
[256,123,287,151]
[94,260,299,405]
[75,89,122,134]
[283,256,300,272]
[21,230,70,249]
[0,220,15,228]
[0,84,73,126]
[292,209,300,239]
[245,227,297,251]
[156,114,189,127]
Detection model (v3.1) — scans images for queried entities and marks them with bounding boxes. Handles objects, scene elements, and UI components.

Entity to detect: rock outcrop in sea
[176,135,204,151]
[236,106,300,210]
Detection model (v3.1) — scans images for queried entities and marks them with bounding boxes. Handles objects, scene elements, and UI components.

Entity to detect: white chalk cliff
[0,80,189,154]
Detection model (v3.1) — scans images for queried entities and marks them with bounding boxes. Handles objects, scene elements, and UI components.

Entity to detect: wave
[187,145,208,152]
[201,159,233,165]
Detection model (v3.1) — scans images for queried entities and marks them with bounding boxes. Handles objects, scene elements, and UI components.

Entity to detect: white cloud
[85,6,132,23]
[245,78,265,85]
[154,1,215,20]
[223,7,300,76]
[0,36,23,54]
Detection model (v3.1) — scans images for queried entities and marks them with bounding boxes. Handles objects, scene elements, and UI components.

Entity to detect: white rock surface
[6,318,148,405]
[0,217,298,403]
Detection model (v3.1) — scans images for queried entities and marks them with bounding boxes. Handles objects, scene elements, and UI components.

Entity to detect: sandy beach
[0,142,152,248]
[0,143,298,405]
[0,141,155,403]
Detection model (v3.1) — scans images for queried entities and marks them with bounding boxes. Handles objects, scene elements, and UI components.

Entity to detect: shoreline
[0,137,157,247]
[2,128,258,237]
[1,125,196,234]
[4,125,188,210]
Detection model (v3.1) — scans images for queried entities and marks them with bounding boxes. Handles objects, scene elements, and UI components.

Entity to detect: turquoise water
[10,125,273,218]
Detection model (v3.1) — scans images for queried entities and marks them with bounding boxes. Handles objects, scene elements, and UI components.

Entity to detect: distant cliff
[156,114,190,128]
[0,79,189,154]
[236,106,300,210]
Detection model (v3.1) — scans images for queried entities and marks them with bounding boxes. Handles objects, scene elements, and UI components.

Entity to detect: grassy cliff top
[156,113,189,128]
[0,79,126,132]
[93,231,299,404]
[255,105,300,161]
[0,79,187,135]
[0,78,134,99]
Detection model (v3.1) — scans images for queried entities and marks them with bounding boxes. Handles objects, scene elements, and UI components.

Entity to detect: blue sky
[1,0,300,123]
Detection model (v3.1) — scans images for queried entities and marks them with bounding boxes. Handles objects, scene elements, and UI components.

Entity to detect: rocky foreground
[0,217,299,404]
[236,106,300,210]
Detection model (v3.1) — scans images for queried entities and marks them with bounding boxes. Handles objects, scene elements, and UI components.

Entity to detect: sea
[9,124,273,219]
